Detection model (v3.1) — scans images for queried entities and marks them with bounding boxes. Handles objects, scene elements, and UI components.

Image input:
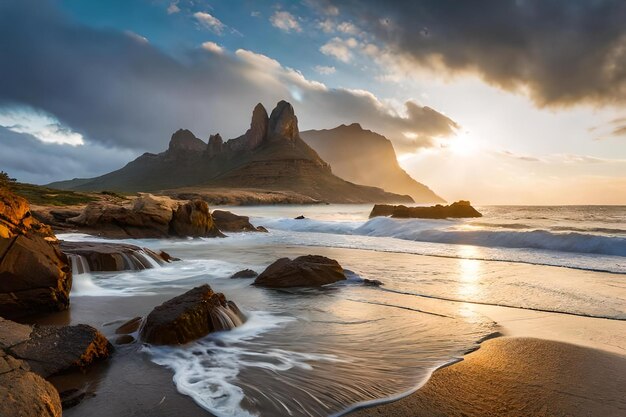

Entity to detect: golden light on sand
[457,245,482,298]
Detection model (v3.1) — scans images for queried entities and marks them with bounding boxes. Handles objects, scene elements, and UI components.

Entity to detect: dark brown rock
[0,350,62,417]
[60,241,166,273]
[230,269,258,279]
[294,215,306,220]
[227,103,269,151]
[363,279,383,286]
[0,187,71,319]
[256,225,268,233]
[114,334,135,345]
[170,200,224,238]
[168,129,206,153]
[114,316,143,334]
[254,255,346,288]
[7,323,112,378]
[140,284,245,345]
[206,133,224,157]
[369,200,482,219]
[268,100,299,142]
[212,210,259,232]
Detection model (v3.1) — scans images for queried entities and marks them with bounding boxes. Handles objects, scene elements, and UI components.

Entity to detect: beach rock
[0,188,71,319]
[170,200,223,238]
[114,335,135,345]
[158,250,180,262]
[6,323,112,378]
[294,215,306,220]
[230,269,258,279]
[0,350,62,417]
[60,241,166,273]
[254,255,347,288]
[114,316,143,334]
[59,388,95,410]
[212,210,262,232]
[68,194,223,238]
[369,200,482,219]
[140,284,246,345]
[363,279,383,287]
[256,226,269,233]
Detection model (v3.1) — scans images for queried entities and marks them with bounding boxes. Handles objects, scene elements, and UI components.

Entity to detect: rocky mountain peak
[268,100,299,142]
[168,129,206,153]
[207,133,223,157]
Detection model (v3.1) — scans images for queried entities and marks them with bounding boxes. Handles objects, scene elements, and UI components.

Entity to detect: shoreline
[349,336,626,417]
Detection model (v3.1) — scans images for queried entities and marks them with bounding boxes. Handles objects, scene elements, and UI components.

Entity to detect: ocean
[59,204,626,417]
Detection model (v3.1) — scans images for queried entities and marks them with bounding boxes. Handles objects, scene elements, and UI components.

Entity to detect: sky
[0,0,625,204]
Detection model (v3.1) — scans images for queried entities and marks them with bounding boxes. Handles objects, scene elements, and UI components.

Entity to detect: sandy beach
[350,336,626,417]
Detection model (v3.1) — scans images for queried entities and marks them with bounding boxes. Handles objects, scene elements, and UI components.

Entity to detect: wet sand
[350,337,626,417]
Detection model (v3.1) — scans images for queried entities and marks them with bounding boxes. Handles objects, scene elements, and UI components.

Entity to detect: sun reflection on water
[456,245,484,319]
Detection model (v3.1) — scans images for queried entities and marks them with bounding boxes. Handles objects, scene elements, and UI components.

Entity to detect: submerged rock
[60,241,167,273]
[230,269,258,279]
[369,200,482,219]
[254,255,346,288]
[0,187,71,319]
[212,210,263,232]
[0,350,62,417]
[140,284,246,345]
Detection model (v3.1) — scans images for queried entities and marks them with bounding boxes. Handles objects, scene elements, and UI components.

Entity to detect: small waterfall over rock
[62,241,168,275]
[210,301,246,331]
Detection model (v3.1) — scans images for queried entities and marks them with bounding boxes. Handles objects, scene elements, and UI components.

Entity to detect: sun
[448,131,477,156]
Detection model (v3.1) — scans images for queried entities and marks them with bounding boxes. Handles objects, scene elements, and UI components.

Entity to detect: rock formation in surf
[301,123,445,204]
[60,241,171,273]
[369,200,482,219]
[140,284,246,345]
[49,101,413,204]
[254,255,346,288]
[0,187,72,319]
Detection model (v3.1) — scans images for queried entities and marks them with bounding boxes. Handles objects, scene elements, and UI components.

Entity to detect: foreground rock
[0,350,62,417]
[140,284,246,345]
[67,194,223,239]
[369,200,482,219]
[212,210,266,232]
[254,255,346,288]
[0,187,71,319]
[0,317,112,378]
[60,241,170,273]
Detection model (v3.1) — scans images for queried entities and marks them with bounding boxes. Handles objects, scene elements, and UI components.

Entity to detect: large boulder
[0,317,112,378]
[60,241,168,273]
[212,210,265,232]
[170,200,223,237]
[140,284,245,345]
[0,187,71,319]
[254,255,346,288]
[68,194,222,238]
[0,350,62,417]
[370,200,482,219]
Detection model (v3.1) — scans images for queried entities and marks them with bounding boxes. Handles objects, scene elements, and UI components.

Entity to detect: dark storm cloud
[327,0,626,106]
[0,0,457,172]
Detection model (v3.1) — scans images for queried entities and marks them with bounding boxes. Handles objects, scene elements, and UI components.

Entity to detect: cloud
[166,2,180,15]
[270,11,301,33]
[201,41,224,54]
[314,65,336,75]
[0,0,457,183]
[193,11,225,35]
[124,30,148,44]
[320,37,358,62]
[0,105,84,146]
[324,0,626,107]
[318,19,334,33]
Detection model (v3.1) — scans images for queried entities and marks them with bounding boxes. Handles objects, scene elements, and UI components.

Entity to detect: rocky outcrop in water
[60,241,168,273]
[254,255,346,288]
[369,200,482,219]
[140,284,246,345]
[0,349,62,417]
[67,194,223,238]
[230,269,258,279]
[212,210,266,232]
[0,317,111,378]
[0,187,71,319]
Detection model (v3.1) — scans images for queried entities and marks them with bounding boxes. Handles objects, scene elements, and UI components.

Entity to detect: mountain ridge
[50,101,413,204]
[301,123,445,203]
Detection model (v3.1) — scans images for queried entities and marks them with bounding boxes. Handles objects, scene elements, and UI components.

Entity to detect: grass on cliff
[8,182,98,206]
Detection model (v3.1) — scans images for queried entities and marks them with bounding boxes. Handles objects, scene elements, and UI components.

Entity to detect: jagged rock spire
[268,100,299,142]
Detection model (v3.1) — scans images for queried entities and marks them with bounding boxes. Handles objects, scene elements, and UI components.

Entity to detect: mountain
[301,123,445,203]
[50,101,413,204]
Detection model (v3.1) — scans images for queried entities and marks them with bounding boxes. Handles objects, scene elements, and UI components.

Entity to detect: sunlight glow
[0,106,84,146]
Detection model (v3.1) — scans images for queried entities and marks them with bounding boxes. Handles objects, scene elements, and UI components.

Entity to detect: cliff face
[50,101,412,204]
[301,124,445,204]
